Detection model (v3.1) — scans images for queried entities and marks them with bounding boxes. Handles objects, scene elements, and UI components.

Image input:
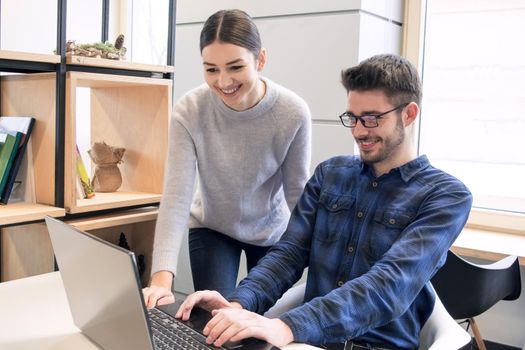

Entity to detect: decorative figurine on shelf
[118,232,131,251]
[137,254,146,279]
[88,141,126,192]
[62,34,127,60]
[117,231,146,279]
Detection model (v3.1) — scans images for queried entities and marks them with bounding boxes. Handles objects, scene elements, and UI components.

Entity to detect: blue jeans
[188,227,271,298]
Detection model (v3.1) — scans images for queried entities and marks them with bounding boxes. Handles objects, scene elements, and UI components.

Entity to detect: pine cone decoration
[114,34,125,50]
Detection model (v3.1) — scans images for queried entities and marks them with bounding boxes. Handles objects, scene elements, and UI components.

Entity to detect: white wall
[173,0,403,172]
[1,0,58,54]
[0,0,122,54]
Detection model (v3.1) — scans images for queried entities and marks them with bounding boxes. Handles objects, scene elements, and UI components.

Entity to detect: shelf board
[68,191,161,214]
[66,55,174,73]
[69,70,172,88]
[0,51,173,74]
[0,50,60,64]
[66,206,158,231]
[0,202,65,226]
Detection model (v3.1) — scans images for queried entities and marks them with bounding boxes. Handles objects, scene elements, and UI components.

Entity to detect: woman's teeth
[221,86,240,94]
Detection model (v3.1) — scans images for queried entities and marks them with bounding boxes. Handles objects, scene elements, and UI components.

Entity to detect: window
[128,0,170,65]
[418,0,525,222]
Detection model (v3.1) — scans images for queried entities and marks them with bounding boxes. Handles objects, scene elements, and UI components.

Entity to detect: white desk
[0,272,97,349]
[0,272,317,350]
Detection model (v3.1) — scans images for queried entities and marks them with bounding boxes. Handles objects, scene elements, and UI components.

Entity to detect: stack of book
[0,116,36,205]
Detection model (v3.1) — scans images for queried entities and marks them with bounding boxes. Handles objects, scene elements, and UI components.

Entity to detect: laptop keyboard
[148,307,218,350]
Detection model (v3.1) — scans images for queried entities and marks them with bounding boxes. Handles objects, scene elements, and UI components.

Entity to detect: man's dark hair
[341,54,422,105]
[200,9,262,58]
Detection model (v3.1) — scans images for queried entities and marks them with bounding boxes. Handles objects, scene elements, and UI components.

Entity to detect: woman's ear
[257,48,267,71]
[404,102,419,127]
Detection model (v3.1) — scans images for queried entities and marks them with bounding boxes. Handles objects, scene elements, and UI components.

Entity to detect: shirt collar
[398,155,430,182]
[360,155,430,182]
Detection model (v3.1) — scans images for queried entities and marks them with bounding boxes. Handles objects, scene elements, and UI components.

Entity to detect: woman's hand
[143,270,175,309]
[142,285,175,309]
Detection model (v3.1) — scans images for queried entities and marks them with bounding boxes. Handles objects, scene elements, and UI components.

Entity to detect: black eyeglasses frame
[338,102,410,128]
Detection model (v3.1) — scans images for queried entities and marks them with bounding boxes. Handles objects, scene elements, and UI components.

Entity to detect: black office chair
[431,250,521,350]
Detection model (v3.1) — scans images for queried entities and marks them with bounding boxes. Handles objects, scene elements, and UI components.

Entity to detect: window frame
[401,0,525,235]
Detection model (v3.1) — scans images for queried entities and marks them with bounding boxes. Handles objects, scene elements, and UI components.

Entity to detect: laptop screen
[45,216,155,350]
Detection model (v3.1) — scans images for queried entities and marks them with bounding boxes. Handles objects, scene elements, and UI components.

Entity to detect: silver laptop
[45,216,277,350]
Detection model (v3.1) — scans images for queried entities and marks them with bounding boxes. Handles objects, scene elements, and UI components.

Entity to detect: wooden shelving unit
[1,67,65,226]
[64,71,171,213]
[1,206,159,284]
[0,0,177,281]
[0,62,173,221]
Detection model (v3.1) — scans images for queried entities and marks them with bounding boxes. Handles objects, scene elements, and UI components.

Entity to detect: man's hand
[175,290,238,320]
[143,270,175,309]
[204,308,294,347]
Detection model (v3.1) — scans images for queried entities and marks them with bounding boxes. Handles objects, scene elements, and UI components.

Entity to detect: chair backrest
[431,250,521,320]
[264,283,306,318]
[418,284,471,350]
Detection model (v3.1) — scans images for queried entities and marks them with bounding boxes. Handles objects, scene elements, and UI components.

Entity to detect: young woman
[143,9,311,308]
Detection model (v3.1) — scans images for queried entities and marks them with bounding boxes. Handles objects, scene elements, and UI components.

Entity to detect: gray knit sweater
[151,77,312,276]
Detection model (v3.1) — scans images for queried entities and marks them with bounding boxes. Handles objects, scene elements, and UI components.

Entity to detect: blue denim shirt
[228,155,472,349]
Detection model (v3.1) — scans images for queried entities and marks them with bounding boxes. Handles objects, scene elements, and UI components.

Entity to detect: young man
[175,54,472,350]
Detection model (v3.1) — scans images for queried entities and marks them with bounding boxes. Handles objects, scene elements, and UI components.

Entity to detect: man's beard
[359,116,405,165]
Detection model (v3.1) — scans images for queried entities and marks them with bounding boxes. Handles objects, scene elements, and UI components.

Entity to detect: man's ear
[257,48,267,71]
[404,102,419,127]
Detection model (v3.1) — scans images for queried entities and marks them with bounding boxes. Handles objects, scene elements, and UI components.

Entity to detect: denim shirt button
[337,280,344,287]
[389,218,396,225]
[347,246,354,253]
[332,204,338,209]
[357,211,364,218]
[372,181,378,188]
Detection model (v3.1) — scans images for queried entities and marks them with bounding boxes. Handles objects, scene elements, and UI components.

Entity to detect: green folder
[0,131,23,197]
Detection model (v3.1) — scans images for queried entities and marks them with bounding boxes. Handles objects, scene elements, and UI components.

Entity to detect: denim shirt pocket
[370,208,415,257]
[315,192,356,242]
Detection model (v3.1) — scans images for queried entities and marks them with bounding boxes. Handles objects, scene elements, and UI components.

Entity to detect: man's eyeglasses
[338,102,409,128]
